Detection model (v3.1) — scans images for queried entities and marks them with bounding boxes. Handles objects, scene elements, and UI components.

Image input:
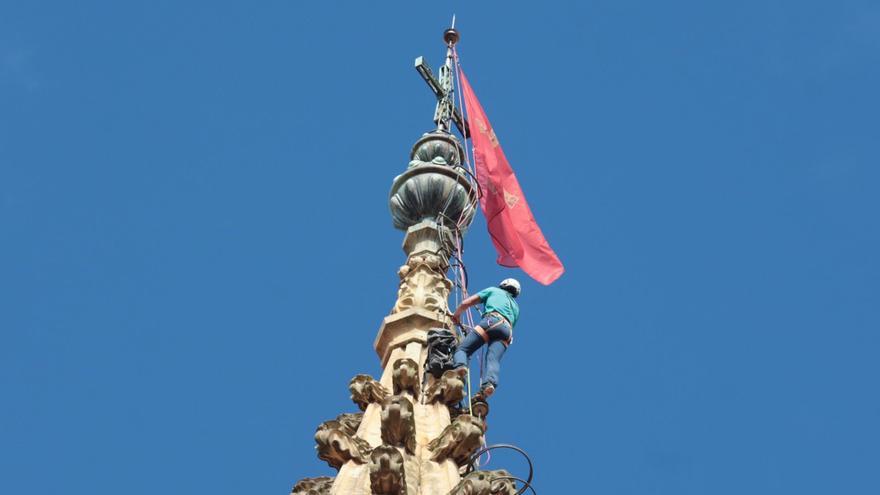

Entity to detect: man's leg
[482,339,508,391]
[453,327,486,372]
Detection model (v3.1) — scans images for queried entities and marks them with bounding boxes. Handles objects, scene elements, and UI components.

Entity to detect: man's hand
[450,294,481,327]
[450,308,462,326]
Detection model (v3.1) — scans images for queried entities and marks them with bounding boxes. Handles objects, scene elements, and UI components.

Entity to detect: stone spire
[291,27,522,495]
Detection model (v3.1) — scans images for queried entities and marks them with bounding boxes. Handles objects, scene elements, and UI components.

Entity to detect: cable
[465,444,534,489]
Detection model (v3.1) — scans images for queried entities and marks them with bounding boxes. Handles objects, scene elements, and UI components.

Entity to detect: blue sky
[2,1,878,493]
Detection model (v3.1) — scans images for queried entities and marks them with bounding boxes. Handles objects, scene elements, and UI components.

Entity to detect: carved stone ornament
[427,414,485,466]
[290,476,334,495]
[314,419,372,469]
[392,253,452,315]
[369,445,407,495]
[448,404,467,422]
[448,470,517,495]
[335,412,363,435]
[392,358,420,396]
[424,369,465,405]
[349,374,390,411]
[380,395,417,454]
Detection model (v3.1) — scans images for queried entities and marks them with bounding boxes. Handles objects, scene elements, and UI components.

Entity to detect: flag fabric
[458,68,565,285]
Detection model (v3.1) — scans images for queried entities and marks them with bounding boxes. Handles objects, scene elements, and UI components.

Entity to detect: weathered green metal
[389,132,475,231]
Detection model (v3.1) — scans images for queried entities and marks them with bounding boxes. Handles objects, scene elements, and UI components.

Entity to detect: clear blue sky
[2,1,878,493]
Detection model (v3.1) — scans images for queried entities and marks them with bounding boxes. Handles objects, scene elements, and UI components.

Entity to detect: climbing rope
[453,47,478,190]
[450,48,495,465]
[447,224,478,417]
[426,46,499,457]
[430,45,538,495]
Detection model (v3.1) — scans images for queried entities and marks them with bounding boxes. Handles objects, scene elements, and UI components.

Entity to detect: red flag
[458,68,564,285]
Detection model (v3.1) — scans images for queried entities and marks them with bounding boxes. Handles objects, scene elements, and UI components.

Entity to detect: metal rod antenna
[437,21,461,133]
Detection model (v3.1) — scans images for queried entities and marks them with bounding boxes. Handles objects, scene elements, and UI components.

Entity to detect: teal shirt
[477,287,519,327]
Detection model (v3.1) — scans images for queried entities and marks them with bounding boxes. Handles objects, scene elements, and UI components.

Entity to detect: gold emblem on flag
[503,188,519,208]
[488,129,499,148]
[476,118,489,134]
[475,117,500,148]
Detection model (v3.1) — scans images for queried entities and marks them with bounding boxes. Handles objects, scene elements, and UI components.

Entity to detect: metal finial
[443,16,460,46]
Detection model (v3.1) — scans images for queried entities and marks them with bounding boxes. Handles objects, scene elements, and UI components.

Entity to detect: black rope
[465,443,534,492]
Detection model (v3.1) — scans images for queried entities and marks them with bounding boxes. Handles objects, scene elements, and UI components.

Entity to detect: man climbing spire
[450,278,521,399]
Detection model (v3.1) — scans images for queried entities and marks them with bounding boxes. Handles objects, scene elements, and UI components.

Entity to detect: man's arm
[451,293,482,325]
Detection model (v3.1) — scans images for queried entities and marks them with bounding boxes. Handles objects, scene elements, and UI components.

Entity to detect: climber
[450,278,521,399]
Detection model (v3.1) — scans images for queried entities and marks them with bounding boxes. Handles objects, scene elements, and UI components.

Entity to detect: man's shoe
[454,367,468,378]
[479,384,495,398]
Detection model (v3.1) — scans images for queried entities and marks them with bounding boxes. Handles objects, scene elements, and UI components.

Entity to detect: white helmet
[499,278,521,297]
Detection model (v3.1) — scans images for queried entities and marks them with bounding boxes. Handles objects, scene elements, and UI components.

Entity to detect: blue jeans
[453,313,512,389]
